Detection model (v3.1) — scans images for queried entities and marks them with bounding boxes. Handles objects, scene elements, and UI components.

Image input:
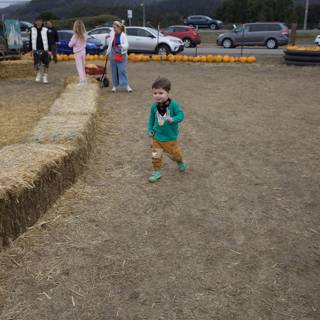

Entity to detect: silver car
[88,26,112,47]
[126,27,184,55]
[217,22,289,49]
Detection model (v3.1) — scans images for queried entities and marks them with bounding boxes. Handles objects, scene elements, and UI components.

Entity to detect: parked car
[162,25,201,48]
[88,26,112,47]
[184,15,223,30]
[315,35,320,46]
[217,22,289,49]
[57,30,105,54]
[126,27,184,55]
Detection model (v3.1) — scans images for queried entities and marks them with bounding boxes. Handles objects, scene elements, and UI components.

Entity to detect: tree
[216,0,295,23]
[40,12,60,21]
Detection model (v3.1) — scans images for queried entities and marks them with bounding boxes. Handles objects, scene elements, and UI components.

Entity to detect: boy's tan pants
[152,139,183,171]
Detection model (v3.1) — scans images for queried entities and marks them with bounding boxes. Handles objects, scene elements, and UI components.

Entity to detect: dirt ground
[0,59,320,320]
[0,64,74,148]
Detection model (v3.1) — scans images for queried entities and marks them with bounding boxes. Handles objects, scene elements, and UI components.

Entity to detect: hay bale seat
[0,81,99,248]
[0,60,34,80]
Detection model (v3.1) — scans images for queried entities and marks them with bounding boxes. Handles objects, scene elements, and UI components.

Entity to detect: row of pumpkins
[57,54,105,61]
[128,54,257,63]
[287,46,320,52]
[56,53,257,64]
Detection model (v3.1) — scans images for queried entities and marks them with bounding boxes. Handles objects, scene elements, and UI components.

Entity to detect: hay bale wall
[0,60,34,80]
[0,81,99,248]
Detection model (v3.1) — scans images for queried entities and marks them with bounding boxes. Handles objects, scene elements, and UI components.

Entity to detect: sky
[0,0,30,8]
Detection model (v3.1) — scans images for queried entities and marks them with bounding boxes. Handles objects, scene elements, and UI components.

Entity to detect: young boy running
[147,77,186,182]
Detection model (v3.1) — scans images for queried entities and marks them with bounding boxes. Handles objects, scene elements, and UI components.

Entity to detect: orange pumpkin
[182,55,189,62]
[161,54,168,61]
[247,56,257,63]
[239,56,248,63]
[168,55,176,62]
[215,55,223,63]
[223,55,230,63]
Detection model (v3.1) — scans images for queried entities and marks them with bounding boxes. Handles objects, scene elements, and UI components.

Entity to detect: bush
[53,14,119,30]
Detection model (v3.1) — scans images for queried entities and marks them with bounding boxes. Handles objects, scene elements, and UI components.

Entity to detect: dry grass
[0,64,74,148]
[0,60,319,319]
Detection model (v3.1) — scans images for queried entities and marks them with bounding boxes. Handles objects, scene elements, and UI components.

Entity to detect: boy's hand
[166,117,174,123]
[147,133,154,138]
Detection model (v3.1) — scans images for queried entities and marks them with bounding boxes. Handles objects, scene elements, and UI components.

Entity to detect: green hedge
[53,14,119,30]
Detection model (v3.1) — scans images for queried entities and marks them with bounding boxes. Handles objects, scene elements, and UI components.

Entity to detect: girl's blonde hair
[113,21,126,33]
[73,19,86,42]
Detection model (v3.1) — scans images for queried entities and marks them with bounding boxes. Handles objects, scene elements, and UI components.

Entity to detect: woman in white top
[106,21,132,92]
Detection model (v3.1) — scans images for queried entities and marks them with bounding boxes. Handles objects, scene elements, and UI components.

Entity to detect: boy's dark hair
[35,16,43,22]
[152,77,171,92]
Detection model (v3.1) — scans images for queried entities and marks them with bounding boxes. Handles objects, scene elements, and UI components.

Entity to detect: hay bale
[27,114,95,155]
[0,144,82,247]
[0,60,34,80]
[64,76,98,87]
[0,77,100,248]
[28,82,99,154]
[50,83,99,115]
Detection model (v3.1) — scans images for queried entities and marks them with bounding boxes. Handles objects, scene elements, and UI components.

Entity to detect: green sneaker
[178,161,187,172]
[149,171,161,183]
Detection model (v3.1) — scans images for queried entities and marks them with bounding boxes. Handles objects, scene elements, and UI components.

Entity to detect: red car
[162,25,201,48]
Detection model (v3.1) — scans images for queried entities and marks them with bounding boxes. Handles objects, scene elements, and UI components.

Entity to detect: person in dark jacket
[29,16,51,83]
[46,20,59,63]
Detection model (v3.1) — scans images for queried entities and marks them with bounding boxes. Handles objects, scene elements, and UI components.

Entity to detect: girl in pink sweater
[69,20,87,85]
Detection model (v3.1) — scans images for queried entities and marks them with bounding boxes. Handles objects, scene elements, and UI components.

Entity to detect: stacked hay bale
[0,79,99,247]
[0,60,34,80]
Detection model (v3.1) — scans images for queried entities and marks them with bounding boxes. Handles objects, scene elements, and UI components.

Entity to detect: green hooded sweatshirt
[148,99,184,142]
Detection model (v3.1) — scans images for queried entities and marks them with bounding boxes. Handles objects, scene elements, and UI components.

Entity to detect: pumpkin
[182,55,189,62]
[188,56,194,62]
[168,55,176,62]
[247,56,257,63]
[142,55,150,62]
[161,55,168,61]
[206,55,214,63]
[176,55,184,62]
[215,55,223,63]
[223,55,230,63]
[86,63,98,69]
[239,56,248,63]
[229,56,235,63]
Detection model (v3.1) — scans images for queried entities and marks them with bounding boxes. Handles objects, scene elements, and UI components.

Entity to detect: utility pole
[140,1,146,27]
[303,0,309,30]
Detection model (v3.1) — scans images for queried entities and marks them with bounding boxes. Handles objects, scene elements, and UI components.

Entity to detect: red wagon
[85,62,109,88]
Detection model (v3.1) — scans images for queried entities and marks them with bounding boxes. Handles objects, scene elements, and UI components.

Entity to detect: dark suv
[184,15,223,30]
[217,22,289,49]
